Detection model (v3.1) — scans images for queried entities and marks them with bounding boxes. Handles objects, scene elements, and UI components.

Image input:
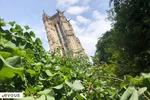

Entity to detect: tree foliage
[95,0,150,77]
[0,14,150,99]
[0,18,120,100]
[1,0,150,98]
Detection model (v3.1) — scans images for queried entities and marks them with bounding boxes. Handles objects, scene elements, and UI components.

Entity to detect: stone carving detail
[65,30,74,36]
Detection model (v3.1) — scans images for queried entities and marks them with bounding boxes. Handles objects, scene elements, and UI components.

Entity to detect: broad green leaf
[53,84,63,89]
[75,93,85,100]
[24,32,31,39]
[65,80,73,88]
[45,64,52,68]
[2,40,16,48]
[0,51,12,59]
[0,55,24,82]
[121,87,136,100]
[14,24,23,33]
[24,25,30,30]
[46,95,55,100]
[138,87,147,96]
[33,62,43,71]
[0,18,6,26]
[38,89,55,100]
[65,80,84,91]
[38,89,53,95]
[132,77,143,85]
[36,94,45,100]
[39,77,46,81]
[9,21,15,26]
[15,24,22,30]
[14,48,26,56]
[6,56,22,68]
[34,85,43,91]
[121,75,134,88]
[26,69,36,76]
[30,31,36,38]
[45,70,53,76]
[55,66,60,70]
[72,80,84,91]
[141,73,150,78]
[35,38,42,45]
[129,90,138,100]
[5,32,13,41]
[10,28,16,32]
[33,62,43,66]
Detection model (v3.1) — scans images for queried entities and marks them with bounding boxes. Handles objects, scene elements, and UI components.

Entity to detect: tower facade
[42,10,86,56]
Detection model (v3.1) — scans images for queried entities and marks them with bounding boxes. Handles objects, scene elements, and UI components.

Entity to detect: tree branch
[98,76,123,81]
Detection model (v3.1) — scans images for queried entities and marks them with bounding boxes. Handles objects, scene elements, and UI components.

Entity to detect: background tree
[95,0,150,77]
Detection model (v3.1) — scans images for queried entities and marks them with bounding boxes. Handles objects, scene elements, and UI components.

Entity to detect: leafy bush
[0,19,118,100]
[0,18,149,100]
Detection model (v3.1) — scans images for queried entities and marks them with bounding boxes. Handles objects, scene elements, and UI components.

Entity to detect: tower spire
[62,10,65,14]
[56,9,61,13]
[42,10,49,22]
[43,10,45,14]
[68,19,71,22]
[43,10,86,57]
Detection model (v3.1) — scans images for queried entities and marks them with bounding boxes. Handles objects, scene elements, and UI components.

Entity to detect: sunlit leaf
[36,94,45,100]
[9,21,15,26]
[35,38,42,44]
[15,24,22,30]
[65,80,84,91]
[26,69,36,76]
[45,70,53,76]
[121,87,136,100]
[0,55,24,82]
[73,80,84,91]
[0,51,12,59]
[76,93,85,100]
[30,31,35,38]
[38,89,55,100]
[24,25,30,30]
[6,56,22,68]
[53,84,63,89]
[138,87,147,96]
[0,18,6,26]
[129,90,138,100]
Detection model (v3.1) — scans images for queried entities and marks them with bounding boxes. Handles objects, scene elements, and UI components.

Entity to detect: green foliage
[24,25,30,30]
[94,0,150,99]
[0,15,150,99]
[119,73,150,100]
[95,0,150,77]
[0,19,120,100]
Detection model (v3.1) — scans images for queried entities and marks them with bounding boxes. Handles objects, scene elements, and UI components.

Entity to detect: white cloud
[70,19,85,36]
[66,6,89,15]
[93,10,106,20]
[56,0,91,7]
[51,1,111,57]
[71,10,111,56]
[78,35,97,56]
[81,0,91,5]
[76,15,91,24]
[56,0,79,7]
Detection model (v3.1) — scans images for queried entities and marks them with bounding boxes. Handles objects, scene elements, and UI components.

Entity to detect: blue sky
[0,0,111,57]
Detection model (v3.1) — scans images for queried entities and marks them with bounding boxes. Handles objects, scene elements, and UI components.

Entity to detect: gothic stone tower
[42,10,86,56]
